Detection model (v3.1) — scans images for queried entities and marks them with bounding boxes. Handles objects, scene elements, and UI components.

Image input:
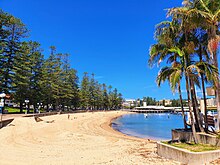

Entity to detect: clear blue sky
[1,0,187,100]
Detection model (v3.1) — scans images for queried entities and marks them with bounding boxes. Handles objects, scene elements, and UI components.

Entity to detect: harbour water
[112,113,184,140]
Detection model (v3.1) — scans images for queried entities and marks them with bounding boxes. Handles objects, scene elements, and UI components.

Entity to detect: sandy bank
[0,111,181,165]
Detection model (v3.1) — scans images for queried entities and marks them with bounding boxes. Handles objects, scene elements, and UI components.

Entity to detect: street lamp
[37,102,42,113]
[0,93,6,128]
[25,99,29,114]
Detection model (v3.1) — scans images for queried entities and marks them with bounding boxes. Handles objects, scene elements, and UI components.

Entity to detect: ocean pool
[112,113,184,140]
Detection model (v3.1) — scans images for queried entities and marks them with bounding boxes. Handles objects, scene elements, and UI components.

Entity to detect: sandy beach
[0,111,181,165]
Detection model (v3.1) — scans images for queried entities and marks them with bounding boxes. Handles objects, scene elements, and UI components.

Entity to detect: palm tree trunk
[185,74,198,143]
[189,78,200,131]
[213,51,220,131]
[178,82,187,129]
[209,24,219,130]
[201,73,208,131]
[190,78,204,132]
[199,45,208,131]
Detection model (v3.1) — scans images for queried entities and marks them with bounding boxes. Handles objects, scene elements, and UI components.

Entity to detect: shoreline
[0,111,181,164]
[109,112,156,142]
[110,112,177,141]
[105,111,153,142]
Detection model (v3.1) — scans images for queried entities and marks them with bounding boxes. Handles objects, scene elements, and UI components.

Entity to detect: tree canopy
[0,9,123,112]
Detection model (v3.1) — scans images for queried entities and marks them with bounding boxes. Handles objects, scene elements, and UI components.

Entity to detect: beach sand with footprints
[0,111,194,164]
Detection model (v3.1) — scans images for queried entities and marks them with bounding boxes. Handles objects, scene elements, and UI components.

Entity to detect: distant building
[4,94,13,106]
[122,99,136,108]
[4,94,18,107]
[5,99,14,107]
[159,99,172,106]
[200,98,216,114]
[206,87,215,96]
[207,98,216,107]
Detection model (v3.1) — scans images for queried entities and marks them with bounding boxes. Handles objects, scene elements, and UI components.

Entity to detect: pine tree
[59,53,79,110]
[0,9,124,113]
[28,41,44,111]
[41,46,62,110]
[13,42,32,112]
[80,72,90,109]
[102,83,109,110]
[0,10,28,94]
[68,69,80,110]
[88,73,96,110]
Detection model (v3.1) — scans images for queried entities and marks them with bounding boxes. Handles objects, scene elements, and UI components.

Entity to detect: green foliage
[149,0,220,136]
[5,106,20,113]
[0,10,28,94]
[79,73,122,110]
[142,97,157,105]
[0,9,123,112]
[168,47,184,57]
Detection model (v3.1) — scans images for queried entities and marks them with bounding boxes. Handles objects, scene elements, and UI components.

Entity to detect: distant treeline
[0,9,123,112]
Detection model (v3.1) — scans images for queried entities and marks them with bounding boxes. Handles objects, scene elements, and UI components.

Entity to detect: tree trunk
[189,78,200,131]
[208,24,219,130]
[28,104,30,113]
[178,82,187,129]
[19,102,23,113]
[213,51,220,131]
[199,45,208,131]
[201,73,208,131]
[185,74,198,143]
[190,78,204,132]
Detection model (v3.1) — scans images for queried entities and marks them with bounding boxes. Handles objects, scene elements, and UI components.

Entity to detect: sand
[0,111,181,165]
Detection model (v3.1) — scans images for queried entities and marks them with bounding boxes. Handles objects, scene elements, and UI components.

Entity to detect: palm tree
[153,46,200,142]
[168,0,220,130]
[156,63,187,129]
[196,0,220,130]
[149,0,220,141]
[149,19,200,141]
[194,30,218,131]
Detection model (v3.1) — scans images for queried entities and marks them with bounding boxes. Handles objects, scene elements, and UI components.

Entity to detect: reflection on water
[112,113,183,140]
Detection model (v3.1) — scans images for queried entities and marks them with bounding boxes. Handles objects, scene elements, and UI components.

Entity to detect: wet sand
[0,111,182,164]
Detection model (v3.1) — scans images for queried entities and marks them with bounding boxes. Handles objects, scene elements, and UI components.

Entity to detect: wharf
[131,106,189,113]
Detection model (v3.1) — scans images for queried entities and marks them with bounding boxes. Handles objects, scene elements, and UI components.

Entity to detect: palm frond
[170,69,182,92]
[168,47,184,57]
[199,0,211,13]
[156,67,174,87]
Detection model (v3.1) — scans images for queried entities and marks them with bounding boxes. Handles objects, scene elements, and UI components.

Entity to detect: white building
[200,98,216,114]
[122,99,136,108]
[159,99,172,106]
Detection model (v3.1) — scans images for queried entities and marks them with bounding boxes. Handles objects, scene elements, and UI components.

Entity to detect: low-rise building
[122,99,136,108]
[159,99,172,106]
[200,98,216,114]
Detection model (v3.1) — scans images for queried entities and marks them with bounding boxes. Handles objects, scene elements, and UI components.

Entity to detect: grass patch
[5,106,20,113]
[4,107,46,113]
[163,142,220,152]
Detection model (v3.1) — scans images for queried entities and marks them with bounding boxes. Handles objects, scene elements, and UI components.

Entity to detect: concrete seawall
[157,142,220,165]
[172,129,220,146]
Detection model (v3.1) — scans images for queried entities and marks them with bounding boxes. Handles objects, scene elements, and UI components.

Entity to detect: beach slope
[0,111,180,165]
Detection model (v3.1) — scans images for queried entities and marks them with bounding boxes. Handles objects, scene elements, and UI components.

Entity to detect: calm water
[112,113,184,140]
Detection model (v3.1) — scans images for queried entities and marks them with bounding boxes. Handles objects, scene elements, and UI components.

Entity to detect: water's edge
[110,113,160,141]
[111,113,183,141]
